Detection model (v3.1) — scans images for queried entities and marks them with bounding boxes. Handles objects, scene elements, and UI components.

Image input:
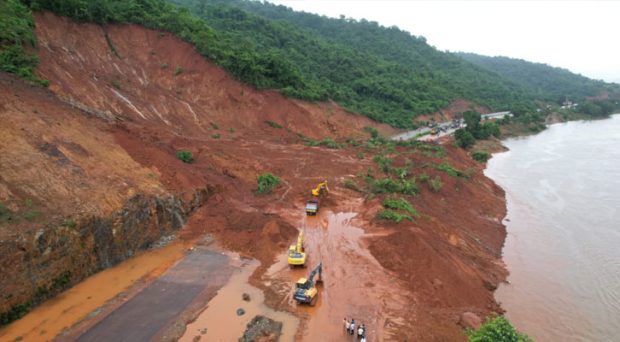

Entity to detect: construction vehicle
[305,198,319,216]
[293,262,322,305]
[306,180,328,215]
[287,230,306,267]
[311,180,329,197]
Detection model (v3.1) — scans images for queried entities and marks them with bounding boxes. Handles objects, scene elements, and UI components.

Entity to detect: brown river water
[485,114,620,341]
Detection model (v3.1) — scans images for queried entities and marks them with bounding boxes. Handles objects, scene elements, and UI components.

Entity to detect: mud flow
[0,242,185,342]
[180,256,299,341]
[265,207,409,341]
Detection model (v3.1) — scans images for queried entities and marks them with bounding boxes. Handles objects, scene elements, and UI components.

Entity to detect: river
[485,114,620,341]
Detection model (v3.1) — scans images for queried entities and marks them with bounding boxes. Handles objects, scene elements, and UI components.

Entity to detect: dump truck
[288,230,306,267]
[293,262,322,305]
[305,199,319,216]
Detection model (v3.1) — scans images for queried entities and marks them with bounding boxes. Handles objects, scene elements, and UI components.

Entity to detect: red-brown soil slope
[34,12,396,141]
[0,12,509,341]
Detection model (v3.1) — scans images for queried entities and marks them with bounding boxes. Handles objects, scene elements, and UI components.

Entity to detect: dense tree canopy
[458,52,620,104]
[4,0,618,128]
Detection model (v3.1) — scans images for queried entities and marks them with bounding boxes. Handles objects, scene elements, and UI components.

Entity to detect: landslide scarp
[0,72,216,324]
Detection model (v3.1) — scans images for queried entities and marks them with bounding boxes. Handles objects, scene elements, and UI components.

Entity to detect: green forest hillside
[458,52,619,103]
[2,0,618,128]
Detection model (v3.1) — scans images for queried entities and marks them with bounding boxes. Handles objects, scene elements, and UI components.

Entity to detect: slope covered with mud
[1,12,508,341]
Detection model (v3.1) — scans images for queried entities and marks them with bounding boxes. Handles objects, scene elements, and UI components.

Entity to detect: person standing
[350,319,356,335]
[358,324,364,339]
[345,318,350,334]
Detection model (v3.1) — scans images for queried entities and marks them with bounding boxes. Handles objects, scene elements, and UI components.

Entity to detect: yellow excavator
[311,180,329,197]
[293,262,322,305]
[306,181,328,216]
[287,230,306,267]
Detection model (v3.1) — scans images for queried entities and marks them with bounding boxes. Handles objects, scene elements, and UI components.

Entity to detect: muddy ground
[0,12,508,342]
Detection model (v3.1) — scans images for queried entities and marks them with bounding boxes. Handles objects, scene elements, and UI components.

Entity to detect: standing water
[485,114,620,341]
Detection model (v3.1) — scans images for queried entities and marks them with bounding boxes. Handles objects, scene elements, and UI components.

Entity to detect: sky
[266,1,620,83]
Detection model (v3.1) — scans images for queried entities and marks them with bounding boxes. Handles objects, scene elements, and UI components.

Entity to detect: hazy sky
[267,1,620,83]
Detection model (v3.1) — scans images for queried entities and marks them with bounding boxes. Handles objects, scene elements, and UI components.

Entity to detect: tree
[454,128,475,148]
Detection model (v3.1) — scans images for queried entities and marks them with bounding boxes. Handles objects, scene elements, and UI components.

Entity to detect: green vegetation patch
[471,150,491,162]
[176,150,194,163]
[434,162,463,177]
[376,209,411,223]
[256,173,280,194]
[382,197,418,216]
[265,120,283,129]
[466,315,533,342]
[304,137,341,149]
[0,0,48,86]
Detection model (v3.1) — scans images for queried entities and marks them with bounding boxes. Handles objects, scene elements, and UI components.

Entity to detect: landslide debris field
[1,13,507,341]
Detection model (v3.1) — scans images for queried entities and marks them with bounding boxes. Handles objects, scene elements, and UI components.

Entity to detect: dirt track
[0,12,509,341]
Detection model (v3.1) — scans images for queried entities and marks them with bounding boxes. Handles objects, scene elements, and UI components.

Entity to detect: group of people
[343,317,366,341]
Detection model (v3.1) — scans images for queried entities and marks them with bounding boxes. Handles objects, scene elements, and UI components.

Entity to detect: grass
[366,177,419,196]
[428,176,443,192]
[304,137,341,149]
[471,150,491,162]
[343,179,363,192]
[265,120,283,129]
[176,150,193,163]
[376,209,412,223]
[373,155,392,173]
[382,198,418,216]
[256,173,280,194]
[435,162,462,177]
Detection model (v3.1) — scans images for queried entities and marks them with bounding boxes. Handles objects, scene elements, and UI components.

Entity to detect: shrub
[265,120,283,129]
[343,179,363,192]
[363,126,380,138]
[382,198,418,216]
[174,65,184,75]
[471,151,491,162]
[356,152,364,159]
[435,162,462,177]
[160,63,168,69]
[376,209,411,223]
[392,167,410,180]
[373,155,392,173]
[455,128,476,148]
[466,315,532,342]
[0,202,17,224]
[400,179,419,195]
[428,176,443,192]
[212,133,220,139]
[368,178,400,194]
[305,138,340,149]
[210,122,220,130]
[176,150,193,163]
[256,173,280,194]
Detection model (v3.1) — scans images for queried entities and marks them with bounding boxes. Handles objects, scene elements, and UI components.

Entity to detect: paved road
[76,247,232,342]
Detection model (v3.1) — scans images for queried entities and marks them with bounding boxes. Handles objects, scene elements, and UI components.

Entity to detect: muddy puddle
[266,209,409,341]
[180,256,299,342]
[0,241,186,342]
